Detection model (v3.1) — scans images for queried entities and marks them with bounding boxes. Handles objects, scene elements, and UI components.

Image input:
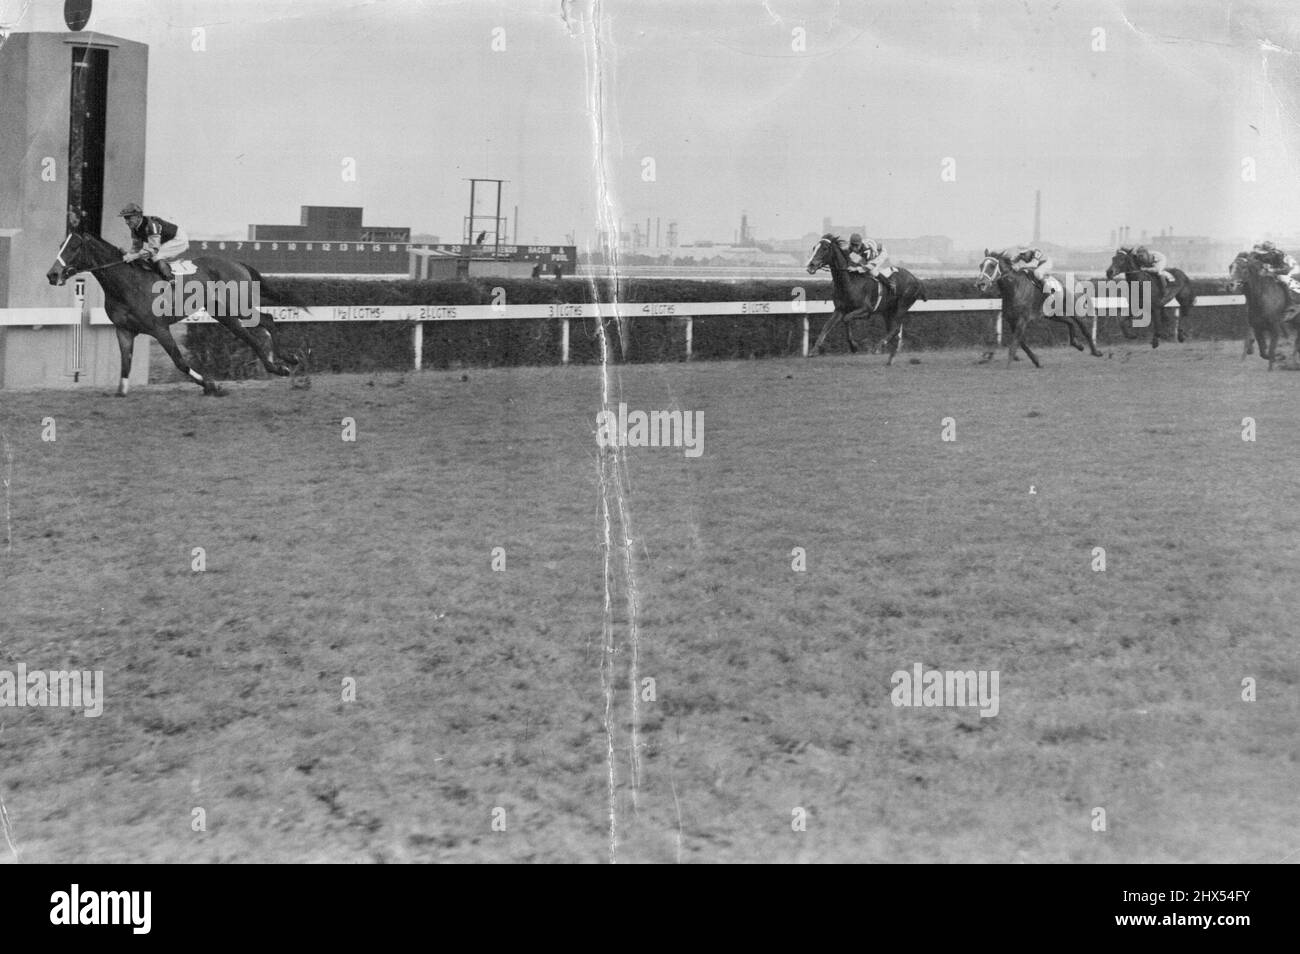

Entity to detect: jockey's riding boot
[156,259,174,282]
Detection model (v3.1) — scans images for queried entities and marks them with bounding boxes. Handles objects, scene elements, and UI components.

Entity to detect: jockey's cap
[1134,245,1148,256]
[119,202,144,217]
[849,232,863,245]
[1255,240,1277,253]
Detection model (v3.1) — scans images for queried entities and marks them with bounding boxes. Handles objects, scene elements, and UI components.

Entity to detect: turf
[0,338,1295,862]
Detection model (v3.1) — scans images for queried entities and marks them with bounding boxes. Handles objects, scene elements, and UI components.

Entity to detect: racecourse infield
[0,339,1295,862]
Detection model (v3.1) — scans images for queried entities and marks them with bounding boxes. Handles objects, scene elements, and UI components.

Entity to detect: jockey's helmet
[1255,240,1277,253]
[849,232,863,246]
[119,202,144,217]
[1134,245,1149,258]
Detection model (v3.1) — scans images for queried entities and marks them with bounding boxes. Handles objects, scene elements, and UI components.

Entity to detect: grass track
[1,339,1296,862]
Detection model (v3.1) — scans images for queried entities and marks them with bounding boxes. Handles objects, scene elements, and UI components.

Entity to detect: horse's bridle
[807,236,836,272]
[56,233,130,275]
[977,255,1003,287]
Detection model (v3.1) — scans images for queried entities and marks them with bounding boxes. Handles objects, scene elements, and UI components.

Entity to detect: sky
[4,0,1299,251]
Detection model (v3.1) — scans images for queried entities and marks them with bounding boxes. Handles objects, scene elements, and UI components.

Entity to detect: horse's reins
[57,233,136,274]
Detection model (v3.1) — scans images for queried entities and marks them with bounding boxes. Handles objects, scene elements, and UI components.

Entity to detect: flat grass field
[1,339,1296,863]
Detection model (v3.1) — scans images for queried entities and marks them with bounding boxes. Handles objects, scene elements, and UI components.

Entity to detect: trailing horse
[804,234,926,365]
[975,251,1102,368]
[1105,248,1196,348]
[1228,252,1295,370]
[46,229,302,396]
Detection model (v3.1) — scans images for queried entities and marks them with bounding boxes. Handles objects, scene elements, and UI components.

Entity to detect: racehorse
[804,234,926,365]
[1104,247,1196,348]
[1228,252,1295,369]
[46,228,302,396]
[975,251,1102,367]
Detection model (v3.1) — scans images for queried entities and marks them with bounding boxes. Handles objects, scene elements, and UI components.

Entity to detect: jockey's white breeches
[147,230,190,262]
[865,252,892,276]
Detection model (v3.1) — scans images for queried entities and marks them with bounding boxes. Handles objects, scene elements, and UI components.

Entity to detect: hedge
[170,275,1249,380]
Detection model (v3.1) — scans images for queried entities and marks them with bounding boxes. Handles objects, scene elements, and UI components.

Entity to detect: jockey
[847,233,897,295]
[119,202,189,281]
[1002,246,1060,296]
[1252,241,1300,319]
[1131,245,1175,285]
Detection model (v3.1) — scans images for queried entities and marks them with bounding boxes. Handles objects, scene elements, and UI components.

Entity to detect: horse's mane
[77,230,121,254]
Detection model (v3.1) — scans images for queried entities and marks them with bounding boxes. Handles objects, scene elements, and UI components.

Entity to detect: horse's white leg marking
[188,368,204,384]
[118,377,129,395]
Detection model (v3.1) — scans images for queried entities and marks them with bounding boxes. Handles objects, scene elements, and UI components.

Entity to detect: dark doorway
[68,46,109,236]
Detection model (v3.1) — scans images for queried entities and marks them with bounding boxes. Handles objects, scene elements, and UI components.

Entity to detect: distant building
[822,218,865,237]
[882,235,954,262]
[248,205,410,244]
[1150,235,1240,275]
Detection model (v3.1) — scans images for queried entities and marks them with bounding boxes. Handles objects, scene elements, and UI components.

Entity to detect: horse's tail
[1172,269,1196,313]
[241,263,313,315]
[905,269,927,302]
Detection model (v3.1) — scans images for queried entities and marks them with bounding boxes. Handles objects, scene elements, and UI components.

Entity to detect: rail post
[412,321,424,371]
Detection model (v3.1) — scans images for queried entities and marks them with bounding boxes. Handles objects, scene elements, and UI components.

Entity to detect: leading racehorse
[975,250,1102,367]
[804,234,926,365]
[1105,247,1196,348]
[46,226,302,396]
[1228,251,1295,369]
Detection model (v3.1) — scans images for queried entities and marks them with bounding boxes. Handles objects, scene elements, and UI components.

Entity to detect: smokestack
[1033,190,1041,244]
[1110,229,1117,247]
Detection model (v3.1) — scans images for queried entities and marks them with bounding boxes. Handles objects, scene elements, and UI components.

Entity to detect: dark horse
[1104,247,1196,348]
[975,251,1102,368]
[1228,252,1296,369]
[46,228,301,395]
[804,234,926,365]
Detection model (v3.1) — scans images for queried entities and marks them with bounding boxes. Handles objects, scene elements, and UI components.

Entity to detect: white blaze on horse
[804,234,926,365]
[47,225,305,396]
[975,250,1101,368]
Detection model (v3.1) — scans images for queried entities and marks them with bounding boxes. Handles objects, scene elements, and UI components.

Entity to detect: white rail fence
[1,295,1246,369]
